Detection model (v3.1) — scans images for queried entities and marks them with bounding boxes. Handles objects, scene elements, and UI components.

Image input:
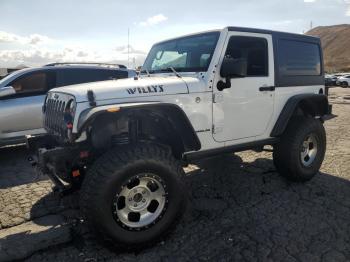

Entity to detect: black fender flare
[271,94,330,137]
[77,102,201,152]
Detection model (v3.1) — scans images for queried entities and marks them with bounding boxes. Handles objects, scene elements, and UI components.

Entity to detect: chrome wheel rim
[113,174,167,230]
[300,134,318,167]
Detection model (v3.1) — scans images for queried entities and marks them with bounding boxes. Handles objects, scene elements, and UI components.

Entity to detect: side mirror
[217,57,248,91]
[0,86,15,98]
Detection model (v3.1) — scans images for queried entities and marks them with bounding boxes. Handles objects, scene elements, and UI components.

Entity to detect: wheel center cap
[133,193,143,203]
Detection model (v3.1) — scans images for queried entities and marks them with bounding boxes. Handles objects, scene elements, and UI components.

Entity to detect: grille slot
[44,94,73,138]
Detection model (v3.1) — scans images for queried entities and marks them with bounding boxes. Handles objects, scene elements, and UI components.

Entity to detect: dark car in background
[0,63,136,146]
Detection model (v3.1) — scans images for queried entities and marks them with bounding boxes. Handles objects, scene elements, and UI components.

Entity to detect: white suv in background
[0,63,136,146]
[336,75,350,87]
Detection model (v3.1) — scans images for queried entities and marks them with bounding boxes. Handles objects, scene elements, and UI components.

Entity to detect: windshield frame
[142,31,220,74]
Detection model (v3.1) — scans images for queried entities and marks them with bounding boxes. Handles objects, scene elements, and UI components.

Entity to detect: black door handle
[259,86,275,92]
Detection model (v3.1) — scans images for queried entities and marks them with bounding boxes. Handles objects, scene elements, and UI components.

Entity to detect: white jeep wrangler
[28,27,331,248]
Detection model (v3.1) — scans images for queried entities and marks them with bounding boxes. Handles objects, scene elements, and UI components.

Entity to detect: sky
[0,0,349,68]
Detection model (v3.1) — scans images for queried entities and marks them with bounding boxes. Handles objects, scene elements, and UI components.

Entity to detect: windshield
[142,32,220,73]
[0,69,27,86]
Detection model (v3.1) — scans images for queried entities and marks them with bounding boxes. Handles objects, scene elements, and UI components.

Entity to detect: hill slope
[306,24,350,72]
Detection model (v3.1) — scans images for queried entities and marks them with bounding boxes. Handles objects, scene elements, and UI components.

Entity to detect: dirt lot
[0,87,349,262]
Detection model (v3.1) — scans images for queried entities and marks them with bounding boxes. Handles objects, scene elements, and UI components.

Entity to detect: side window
[57,69,87,87]
[92,69,128,80]
[56,69,128,87]
[278,40,321,76]
[10,72,48,94]
[225,36,268,77]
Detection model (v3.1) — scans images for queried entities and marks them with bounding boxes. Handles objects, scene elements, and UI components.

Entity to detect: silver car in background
[0,63,136,146]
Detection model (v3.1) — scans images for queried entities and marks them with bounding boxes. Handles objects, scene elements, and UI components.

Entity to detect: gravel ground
[0,87,349,262]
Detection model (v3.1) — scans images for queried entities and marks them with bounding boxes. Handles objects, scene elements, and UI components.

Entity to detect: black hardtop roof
[154,27,321,46]
[227,26,320,43]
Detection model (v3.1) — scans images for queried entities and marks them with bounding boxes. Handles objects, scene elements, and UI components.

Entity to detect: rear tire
[80,143,187,249]
[273,117,326,182]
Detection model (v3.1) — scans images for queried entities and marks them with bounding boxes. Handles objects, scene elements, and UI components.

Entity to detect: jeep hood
[50,76,190,103]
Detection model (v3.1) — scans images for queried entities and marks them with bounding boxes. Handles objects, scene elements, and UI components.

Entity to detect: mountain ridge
[306,24,350,72]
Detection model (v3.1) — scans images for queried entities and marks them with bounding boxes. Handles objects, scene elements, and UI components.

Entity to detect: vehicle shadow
[0,214,72,261]
[0,145,47,189]
[27,153,350,261]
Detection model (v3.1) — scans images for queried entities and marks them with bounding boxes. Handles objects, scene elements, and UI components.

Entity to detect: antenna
[128,28,130,68]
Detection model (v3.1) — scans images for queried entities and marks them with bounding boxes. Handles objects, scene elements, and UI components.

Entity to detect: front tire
[273,117,326,182]
[80,143,187,249]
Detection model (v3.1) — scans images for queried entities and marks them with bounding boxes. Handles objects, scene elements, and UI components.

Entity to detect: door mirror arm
[217,77,231,91]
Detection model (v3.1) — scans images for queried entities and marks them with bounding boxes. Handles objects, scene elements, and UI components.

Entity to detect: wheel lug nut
[142,191,146,194]
[134,204,137,207]
[129,198,132,201]
[142,199,146,203]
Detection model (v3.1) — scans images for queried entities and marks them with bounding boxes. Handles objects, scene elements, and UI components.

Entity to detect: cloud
[77,50,89,57]
[0,50,62,66]
[345,0,350,16]
[0,32,147,68]
[114,45,147,55]
[0,47,94,67]
[138,14,168,27]
[0,31,51,45]
[28,34,51,45]
[0,31,20,43]
[303,0,350,16]
[0,45,147,68]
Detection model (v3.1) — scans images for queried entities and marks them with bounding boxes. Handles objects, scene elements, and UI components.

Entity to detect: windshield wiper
[140,69,153,76]
[144,69,150,77]
[158,67,181,78]
[168,67,181,78]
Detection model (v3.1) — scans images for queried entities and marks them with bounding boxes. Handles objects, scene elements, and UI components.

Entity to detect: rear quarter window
[278,40,321,76]
[275,36,324,87]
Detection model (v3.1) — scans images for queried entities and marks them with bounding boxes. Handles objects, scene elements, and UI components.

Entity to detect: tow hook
[27,156,37,167]
[27,154,72,196]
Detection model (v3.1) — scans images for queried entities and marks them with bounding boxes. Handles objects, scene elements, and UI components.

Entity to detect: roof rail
[44,62,127,69]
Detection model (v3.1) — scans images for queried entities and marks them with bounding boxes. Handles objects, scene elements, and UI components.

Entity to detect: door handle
[259,86,275,92]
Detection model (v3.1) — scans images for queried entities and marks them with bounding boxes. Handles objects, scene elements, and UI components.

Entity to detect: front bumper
[26,135,89,194]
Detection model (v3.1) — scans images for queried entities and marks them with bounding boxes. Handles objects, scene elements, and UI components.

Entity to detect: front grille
[44,93,74,138]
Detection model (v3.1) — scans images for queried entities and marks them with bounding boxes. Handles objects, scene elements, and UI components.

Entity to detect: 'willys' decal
[126,85,164,95]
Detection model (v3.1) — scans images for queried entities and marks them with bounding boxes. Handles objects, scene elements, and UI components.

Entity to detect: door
[0,71,55,141]
[212,32,275,142]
